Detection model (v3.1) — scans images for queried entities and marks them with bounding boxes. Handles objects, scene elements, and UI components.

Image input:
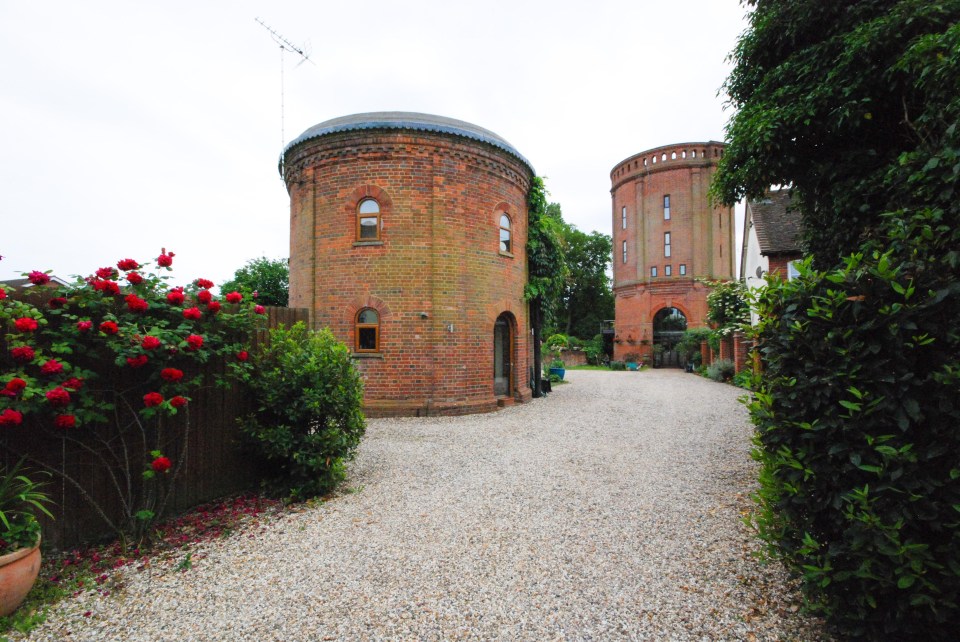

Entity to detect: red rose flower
[0,390,14,398]
[151,456,172,472]
[207,301,221,314]
[99,321,119,335]
[197,289,212,304]
[125,294,149,313]
[143,392,164,407]
[49,297,68,309]
[14,317,38,332]
[46,386,71,407]
[62,377,84,391]
[54,414,76,429]
[11,346,35,362]
[141,336,161,350]
[236,350,249,362]
[40,359,64,376]
[92,279,120,295]
[170,396,188,408]
[166,288,185,305]
[161,367,183,382]
[77,320,93,332]
[126,271,144,285]
[5,378,27,393]
[0,409,23,426]
[254,305,266,315]
[186,334,203,351]
[117,258,140,271]
[126,354,148,368]
[195,278,214,289]
[96,266,117,279]
[252,291,259,299]
[157,250,175,268]
[182,306,202,320]
[225,291,242,304]
[27,271,50,286]
[0,287,6,300]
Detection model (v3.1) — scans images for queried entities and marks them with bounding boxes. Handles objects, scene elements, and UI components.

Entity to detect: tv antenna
[255,18,313,151]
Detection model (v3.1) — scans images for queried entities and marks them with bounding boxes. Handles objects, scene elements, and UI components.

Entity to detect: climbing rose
[117,258,139,271]
[206,301,221,314]
[143,392,164,407]
[27,271,50,286]
[195,278,214,289]
[151,456,172,473]
[14,318,38,332]
[186,334,203,351]
[166,288,185,305]
[225,291,242,304]
[62,377,84,391]
[126,355,148,368]
[99,321,119,334]
[126,272,144,285]
[141,336,161,350]
[40,359,64,376]
[92,279,120,295]
[170,396,188,408]
[236,350,249,362]
[157,251,175,267]
[254,305,266,315]
[96,266,117,279]
[0,409,23,426]
[0,287,6,300]
[5,378,27,393]
[161,368,183,382]
[125,294,149,313]
[49,297,68,309]
[77,320,93,332]
[54,414,76,429]
[182,306,202,321]
[46,387,71,407]
[197,289,212,304]
[11,346,35,362]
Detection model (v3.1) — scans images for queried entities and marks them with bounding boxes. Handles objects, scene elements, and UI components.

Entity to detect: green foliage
[548,359,565,370]
[555,215,615,339]
[676,328,715,366]
[545,333,569,353]
[705,358,735,383]
[705,280,749,336]
[567,336,583,350]
[0,459,53,554]
[220,256,289,307]
[240,323,365,499]
[583,334,605,365]
[525,178,568,309]
[608,360,626,371]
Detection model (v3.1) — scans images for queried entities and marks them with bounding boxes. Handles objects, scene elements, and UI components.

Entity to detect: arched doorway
[493,313,514,397]
[653,307,687,368]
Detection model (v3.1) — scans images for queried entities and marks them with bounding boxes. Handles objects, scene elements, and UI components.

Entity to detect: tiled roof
[750,188,803,256]
[282,112,534,174]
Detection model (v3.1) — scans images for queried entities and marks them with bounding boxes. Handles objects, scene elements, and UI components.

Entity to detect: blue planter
[626,361,638,371]
[548,367,565,381]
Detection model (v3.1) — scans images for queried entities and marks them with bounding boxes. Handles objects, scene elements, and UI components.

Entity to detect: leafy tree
[704,279,749,336]
[220,257,289,307]
[716,1,960,636]
[556,217,614,340]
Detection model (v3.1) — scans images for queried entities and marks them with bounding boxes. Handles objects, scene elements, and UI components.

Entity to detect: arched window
[357,199,380,241]
[356,308,380,352]
[499,214,512,253]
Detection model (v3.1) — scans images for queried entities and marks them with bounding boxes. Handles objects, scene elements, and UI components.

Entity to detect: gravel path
[15,370,832,641]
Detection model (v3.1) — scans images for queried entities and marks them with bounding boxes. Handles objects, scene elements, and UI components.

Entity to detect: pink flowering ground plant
[0,252,259,543]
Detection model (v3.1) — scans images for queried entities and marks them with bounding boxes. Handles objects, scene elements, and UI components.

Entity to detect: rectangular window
[788,261,801,281]
[665,265,672,276]
[622,240,627,264]
[664,232,671,258]
[650,266,658,278]
[621,206,627,230]
[679,264,686,275]
[664,195,671,220]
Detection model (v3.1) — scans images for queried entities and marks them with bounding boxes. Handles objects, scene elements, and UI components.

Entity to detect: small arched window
[356,308,380,352]
[357,199,380,241]
[499,214,512,253]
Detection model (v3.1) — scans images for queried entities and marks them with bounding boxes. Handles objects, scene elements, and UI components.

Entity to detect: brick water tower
[282,112,535,416]
[610,142,735,365]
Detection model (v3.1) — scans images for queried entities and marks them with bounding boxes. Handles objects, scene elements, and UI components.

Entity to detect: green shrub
[240,323,365,499]
[608,360,626,371]
[545,333,569,353]
[731,370,753,390]
[549,358,565,369]
[583,334,605,365]
[705,358,735,382]
[676,328,714,365]
[567,336,583,350]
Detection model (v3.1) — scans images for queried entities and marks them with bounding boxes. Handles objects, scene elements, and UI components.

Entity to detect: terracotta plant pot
[0,538,41,617]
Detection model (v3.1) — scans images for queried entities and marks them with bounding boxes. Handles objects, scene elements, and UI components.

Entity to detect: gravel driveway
[16,369,832,641]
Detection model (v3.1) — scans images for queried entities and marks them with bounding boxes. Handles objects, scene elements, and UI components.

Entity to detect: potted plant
[548,358,566,381]
[624,352,640,371]
[652,343,666,368]
[0,459,53,617]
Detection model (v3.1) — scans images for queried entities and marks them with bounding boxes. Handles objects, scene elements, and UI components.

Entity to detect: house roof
[281,111,534,175]
[749,188,803,256]
[0,275,71,288]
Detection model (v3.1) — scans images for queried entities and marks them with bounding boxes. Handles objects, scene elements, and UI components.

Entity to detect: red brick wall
[284,128,533,416]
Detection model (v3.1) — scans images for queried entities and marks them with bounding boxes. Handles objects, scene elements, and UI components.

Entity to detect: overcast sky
[0,0,749,286]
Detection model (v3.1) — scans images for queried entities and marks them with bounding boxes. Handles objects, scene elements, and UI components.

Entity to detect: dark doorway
[494,314,513,397]
[653,307,687,368]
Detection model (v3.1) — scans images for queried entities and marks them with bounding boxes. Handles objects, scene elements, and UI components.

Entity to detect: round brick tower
[610,142,735,365]
[282,112,534,416]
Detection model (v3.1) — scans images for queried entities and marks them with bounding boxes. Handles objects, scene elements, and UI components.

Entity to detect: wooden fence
[1,306,309,549]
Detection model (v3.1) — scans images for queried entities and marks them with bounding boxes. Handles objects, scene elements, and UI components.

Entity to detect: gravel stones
[15,370,833,641]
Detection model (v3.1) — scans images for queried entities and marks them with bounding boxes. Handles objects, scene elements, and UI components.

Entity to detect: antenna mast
[255,18,312,151]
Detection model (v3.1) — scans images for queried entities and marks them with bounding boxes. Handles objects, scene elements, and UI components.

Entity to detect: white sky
[0,0,749,287]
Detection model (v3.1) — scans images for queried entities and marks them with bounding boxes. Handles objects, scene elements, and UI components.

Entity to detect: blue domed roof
[282,111,534,174]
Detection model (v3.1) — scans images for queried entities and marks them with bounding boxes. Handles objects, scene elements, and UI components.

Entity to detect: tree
[555,215,614,340]
[220,257,289,307]
[716,1,960,636]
